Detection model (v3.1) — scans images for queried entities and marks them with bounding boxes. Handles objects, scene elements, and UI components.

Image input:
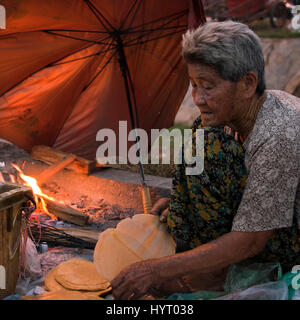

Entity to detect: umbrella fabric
[227,0,266,17]
[0,0,205,160]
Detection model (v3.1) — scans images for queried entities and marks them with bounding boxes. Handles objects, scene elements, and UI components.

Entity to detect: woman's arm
[111,229,273,299]
[154,230,273,278]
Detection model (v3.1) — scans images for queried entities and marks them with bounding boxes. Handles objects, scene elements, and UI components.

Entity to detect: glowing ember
[11,164,57,220]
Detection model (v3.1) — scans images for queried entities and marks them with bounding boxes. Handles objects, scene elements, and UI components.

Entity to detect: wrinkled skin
[111,259,229,299]
[111,229,273,299]
[189,63,239,128]
[188,63,262,141]
[111,260,160,300]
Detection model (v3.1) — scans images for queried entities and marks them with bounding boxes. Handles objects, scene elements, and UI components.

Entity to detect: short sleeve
[232,134,300,232]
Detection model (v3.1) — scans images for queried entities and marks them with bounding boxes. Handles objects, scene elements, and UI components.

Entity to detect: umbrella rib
[120,0,143,31]
[82,50,117,92]
[84,0,114,34]
[52,46,117,66]
[50,50,117,147]
[124,25,188,34]
[124,27,187,48]
[124,9,188,33]
[123,11,187,46]
[129,0,145,28]
[44,30,111,45]
[120,0,139,29]
[43,29,108,34]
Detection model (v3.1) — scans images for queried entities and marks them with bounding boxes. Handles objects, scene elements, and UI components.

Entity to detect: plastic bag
[292,291,300,300]
[224,262,282,293]
[15,276,45,296]
[23,237,42,279]
[167,262,283,300]
[25,286,47,297]
[214,281,288,300]
[280,268,300,300]
[168,290,224,300]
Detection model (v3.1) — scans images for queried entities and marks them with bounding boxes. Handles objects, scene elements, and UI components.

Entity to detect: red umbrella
[0,0,205,160]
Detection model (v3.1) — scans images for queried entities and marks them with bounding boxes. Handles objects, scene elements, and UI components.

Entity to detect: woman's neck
[230,92,266,143]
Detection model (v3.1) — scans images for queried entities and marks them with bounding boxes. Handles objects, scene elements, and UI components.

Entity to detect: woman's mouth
[201,111,213,117]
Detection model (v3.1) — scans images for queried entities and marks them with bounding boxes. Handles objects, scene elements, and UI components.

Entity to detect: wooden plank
[0,184,32,212]
[36,155,76,185]
[41,196,89,226]
[31,145,101,175]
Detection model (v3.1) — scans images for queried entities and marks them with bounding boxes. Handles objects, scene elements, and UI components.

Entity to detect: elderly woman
[111,21,300,300]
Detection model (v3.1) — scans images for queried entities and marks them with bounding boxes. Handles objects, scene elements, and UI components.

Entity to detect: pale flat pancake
[22,290,105,300]
[44,264,112,296]
[116,214,176,259]
[53,258,110,291]
[93,215,176,282]
[94,228,142,282]
[45,267,66,292]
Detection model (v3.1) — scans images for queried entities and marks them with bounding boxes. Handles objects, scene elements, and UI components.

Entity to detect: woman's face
[188,63,240,127]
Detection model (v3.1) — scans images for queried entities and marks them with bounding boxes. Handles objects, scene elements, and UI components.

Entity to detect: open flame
[11,163,57,220]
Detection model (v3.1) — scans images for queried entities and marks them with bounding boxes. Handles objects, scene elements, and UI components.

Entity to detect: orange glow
[11,164,57,220]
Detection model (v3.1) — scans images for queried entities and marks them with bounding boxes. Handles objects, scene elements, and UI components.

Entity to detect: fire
[11,164,57,220]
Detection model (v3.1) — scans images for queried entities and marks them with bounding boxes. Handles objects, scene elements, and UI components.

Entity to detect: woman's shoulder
[267,90,300,115]
[244,91,300,158]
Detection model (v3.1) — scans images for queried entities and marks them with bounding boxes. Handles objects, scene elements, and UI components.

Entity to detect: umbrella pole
[116,38,152,214]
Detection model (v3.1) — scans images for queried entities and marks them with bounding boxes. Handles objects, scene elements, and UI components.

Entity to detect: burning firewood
[39,195,89,226]
[12,164,88,226]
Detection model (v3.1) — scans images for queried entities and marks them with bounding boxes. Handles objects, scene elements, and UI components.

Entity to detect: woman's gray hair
[182,20,266,95]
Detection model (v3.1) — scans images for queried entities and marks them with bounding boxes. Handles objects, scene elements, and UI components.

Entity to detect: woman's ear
[239,71,258,99]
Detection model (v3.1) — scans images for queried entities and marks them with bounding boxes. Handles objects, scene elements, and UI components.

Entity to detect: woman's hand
[149,197,170,223]
[111,260,163,300]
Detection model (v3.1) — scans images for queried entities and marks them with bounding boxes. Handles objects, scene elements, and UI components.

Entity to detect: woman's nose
[193,88,206,106]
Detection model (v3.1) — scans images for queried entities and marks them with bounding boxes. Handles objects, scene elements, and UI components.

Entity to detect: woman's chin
[201,115,218,127]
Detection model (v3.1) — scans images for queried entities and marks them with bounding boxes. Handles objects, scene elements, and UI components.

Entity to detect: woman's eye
[190,81,213,90]
[202,83,213,90]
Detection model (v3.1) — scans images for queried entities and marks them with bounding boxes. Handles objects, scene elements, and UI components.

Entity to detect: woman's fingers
[111,261,158,300]
[159,208,169,223]
[111,270,129,298]
[149,198,170,216]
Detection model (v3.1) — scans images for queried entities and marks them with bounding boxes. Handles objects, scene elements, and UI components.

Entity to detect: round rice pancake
[93,215,176,282]
[45,267,67,292]
[52,258,111,291]
[45,264,112,296]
